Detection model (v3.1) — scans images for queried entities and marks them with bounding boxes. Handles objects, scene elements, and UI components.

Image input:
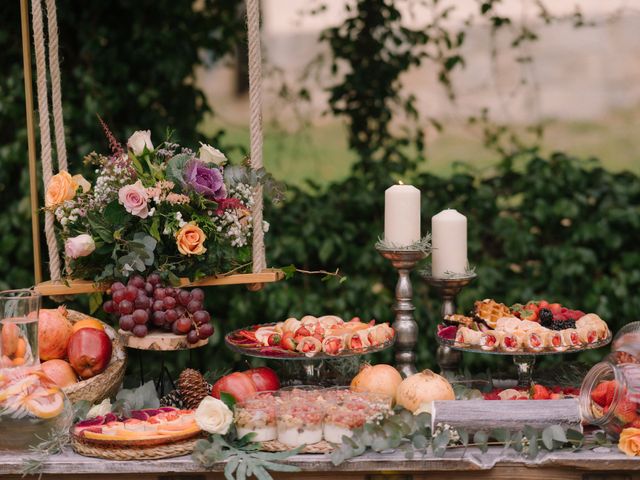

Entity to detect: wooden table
[1,447,640,480]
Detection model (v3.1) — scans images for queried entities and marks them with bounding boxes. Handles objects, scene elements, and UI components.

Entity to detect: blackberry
[561,319,576,330]
[550,322,563,331]
[539,308,553,328]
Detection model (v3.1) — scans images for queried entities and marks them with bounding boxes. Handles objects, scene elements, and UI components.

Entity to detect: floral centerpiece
[46,124,278,283]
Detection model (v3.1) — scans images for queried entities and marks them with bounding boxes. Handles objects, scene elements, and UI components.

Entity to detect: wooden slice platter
[118,330,208,351]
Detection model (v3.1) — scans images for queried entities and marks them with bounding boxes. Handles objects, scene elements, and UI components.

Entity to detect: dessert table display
[6,0,640,478]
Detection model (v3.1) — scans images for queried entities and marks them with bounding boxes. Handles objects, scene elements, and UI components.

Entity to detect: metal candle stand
[376,248,427,378]
[422,272,477,376]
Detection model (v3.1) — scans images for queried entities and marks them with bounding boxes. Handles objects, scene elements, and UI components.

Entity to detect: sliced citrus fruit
[0,374,39,401]
[498,388,525,401]
[24,391,64,419]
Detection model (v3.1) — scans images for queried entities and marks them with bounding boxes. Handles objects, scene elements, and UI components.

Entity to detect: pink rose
[118,180,149,218]
[64,234,96,259]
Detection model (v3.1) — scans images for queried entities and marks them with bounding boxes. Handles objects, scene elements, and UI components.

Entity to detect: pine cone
[159,389,185,409]
[177,368,210,409]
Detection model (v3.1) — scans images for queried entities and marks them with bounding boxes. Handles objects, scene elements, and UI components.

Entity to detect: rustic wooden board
[431,399,582,432]
[118,330,208,351]
[34,269,284,296]
[2,445,640,477]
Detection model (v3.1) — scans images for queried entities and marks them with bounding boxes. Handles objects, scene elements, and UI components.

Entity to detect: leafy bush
[198,152,640,373]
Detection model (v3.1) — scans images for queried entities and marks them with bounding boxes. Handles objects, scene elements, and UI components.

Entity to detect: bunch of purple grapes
[103,273,214,343]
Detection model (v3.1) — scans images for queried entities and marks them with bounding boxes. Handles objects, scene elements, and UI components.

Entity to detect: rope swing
[27,0,268,284]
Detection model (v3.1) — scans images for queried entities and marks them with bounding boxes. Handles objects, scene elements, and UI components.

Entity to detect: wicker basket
[72,436,198,460]
[61,310,126,404]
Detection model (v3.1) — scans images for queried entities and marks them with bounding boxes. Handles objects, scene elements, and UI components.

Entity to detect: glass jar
[0,290,73,450]
[580,359,640,439]
[234,391,278,442]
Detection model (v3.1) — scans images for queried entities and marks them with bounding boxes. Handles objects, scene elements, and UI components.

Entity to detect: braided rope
[31,0,62,280]
[44,0,67,171]
[246,0,266,273]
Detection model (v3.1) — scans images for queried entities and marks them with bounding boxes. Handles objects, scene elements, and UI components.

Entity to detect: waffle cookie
[473,299,512,329]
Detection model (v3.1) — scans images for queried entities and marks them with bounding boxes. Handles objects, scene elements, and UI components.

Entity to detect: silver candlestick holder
[422,271,477,375]
[376,247,427,378]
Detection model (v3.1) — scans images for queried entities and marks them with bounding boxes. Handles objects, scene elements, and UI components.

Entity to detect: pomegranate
[395,369,454,413]
[38,306,73,361]
[350,363,402,402]
[211,372,257,403]
[243,367,280,392]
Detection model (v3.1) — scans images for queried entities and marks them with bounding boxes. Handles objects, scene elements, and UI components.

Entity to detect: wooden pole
[20,0,43,285]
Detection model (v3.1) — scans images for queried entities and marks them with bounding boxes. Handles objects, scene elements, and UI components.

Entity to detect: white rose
[127,130,154,155]
[86,398,112,419]
[64,234,96,259]
[199,142,227,166]
[72,174,91,193]
[195,396,233,435]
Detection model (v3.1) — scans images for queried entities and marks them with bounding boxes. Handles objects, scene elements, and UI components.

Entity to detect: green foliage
[193,433,301,480]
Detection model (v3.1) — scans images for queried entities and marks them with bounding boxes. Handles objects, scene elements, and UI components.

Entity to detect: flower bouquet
[46,125,278,283]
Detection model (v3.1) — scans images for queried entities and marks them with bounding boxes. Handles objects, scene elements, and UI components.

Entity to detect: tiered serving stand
[436,334,612,387]
[225,325,396,386]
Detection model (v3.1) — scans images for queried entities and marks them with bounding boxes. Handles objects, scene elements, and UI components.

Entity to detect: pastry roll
[577,325,598,344]
[296,336,322,357]
[500,332,522,352]
[318,315,343,329]
[495,317,521,332]
[366,323,395,345]
[526,331,546,352]
[255,327,278,346]
[455,327,482,345]
[480,331,504,351]
[577,315,608,340]
[518,320,541,333]
[345,330,372,350]
[322,336,345,355]
[545,330,566,351]
[283,318,302,335]
[300,315,319,330]
[562,328,581,347]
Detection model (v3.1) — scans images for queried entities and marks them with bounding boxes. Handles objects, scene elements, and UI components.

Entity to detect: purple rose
[184,160,226,201]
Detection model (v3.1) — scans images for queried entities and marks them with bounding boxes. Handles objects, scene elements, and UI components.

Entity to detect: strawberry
[550,393,564,400]
[614,399,638,425]
[538,300,549,309]
[531,384,551,400]
[606,381,622,407]
[549,303,562,314]
[267,333,281,346]
[280,332,297,351]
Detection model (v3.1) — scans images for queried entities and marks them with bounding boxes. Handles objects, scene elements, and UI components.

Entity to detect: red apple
[211,372,257,403]
[67,328,112,379]
[243,367,280,392]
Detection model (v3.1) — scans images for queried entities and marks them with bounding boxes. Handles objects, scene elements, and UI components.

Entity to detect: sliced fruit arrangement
[0,367,67,420]
[73,407,202,446]
[437,298,610,353]
[226,315,395,358]
[483,384,580,400]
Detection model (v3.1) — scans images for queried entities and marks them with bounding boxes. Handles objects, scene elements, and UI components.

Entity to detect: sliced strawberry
[606,381,623,407]
[614,399,638,425]
[591,382,609,407]
[267,333,281,346]
[531,384,551,400]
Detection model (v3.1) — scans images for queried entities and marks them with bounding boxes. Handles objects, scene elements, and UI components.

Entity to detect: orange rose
[176,223,207,256]
[45,171,78,207]
[619,428,640,456]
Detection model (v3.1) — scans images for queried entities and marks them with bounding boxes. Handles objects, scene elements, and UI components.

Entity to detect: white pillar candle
[384,183,421,247]
[431,209,467,277]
